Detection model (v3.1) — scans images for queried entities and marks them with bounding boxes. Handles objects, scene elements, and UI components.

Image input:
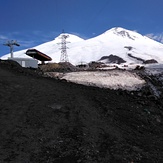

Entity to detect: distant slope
[1,27,163,65]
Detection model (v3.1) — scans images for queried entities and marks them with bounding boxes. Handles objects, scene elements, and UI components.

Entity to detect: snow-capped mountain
[1,27,163,65]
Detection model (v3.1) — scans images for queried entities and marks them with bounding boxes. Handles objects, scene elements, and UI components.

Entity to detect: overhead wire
[54,0,64,35]
[55,0,59,34]
[86,0,111,35]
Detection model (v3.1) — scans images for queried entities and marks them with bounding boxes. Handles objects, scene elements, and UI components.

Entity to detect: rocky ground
[0,60,163,163]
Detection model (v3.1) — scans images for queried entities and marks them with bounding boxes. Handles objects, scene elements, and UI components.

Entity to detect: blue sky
[0,0,163,57]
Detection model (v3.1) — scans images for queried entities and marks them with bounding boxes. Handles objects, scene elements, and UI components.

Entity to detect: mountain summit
[1,27,163,65]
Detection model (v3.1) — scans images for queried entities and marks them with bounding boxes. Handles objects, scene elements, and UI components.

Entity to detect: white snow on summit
[1,27,163,65]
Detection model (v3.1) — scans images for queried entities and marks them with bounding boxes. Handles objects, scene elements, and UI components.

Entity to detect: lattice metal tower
[3,40,20,58]
[59,34,69,62]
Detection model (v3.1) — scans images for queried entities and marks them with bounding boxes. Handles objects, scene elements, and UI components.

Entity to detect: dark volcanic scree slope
[0,60,163,162]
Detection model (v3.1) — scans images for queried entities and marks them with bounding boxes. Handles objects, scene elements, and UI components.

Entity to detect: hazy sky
[0,0,163,56]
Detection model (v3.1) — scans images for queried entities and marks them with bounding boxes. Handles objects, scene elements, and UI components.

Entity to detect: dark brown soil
[0,60,163,163]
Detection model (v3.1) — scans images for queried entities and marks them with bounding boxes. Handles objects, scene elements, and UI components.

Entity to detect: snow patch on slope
[61,70,145,90]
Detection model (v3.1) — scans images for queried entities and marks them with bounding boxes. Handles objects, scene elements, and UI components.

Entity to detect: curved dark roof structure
[26,49,52,61]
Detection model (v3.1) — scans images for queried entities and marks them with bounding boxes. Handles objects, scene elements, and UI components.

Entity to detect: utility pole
[59,31,69,62]
[3,40,20,58]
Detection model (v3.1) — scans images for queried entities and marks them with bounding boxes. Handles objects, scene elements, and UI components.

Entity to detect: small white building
[8,57,38,68]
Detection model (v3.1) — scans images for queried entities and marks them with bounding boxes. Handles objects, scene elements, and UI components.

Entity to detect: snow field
[61,70,146,90]
[2,27,163,65]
